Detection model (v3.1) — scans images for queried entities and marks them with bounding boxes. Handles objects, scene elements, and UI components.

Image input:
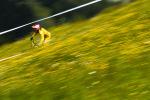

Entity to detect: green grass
[0,0,150,99]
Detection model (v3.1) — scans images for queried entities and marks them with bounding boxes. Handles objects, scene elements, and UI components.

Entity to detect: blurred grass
[0,0,150,100]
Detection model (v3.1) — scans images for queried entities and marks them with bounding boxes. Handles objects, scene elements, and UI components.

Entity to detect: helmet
[32,23,41,30]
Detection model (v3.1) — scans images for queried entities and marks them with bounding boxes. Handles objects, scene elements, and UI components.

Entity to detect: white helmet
[32,23,41,30]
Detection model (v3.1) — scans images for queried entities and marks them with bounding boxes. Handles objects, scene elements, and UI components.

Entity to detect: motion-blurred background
[0,0,149,99]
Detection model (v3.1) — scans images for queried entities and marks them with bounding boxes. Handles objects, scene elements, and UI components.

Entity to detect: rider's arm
[42,28,51,39]
[30,32,37,40]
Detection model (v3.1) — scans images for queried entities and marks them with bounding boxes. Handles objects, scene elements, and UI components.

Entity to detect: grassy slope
[0,0,150,99]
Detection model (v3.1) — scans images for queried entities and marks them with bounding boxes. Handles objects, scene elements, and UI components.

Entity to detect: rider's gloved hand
[30,37,33,41]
